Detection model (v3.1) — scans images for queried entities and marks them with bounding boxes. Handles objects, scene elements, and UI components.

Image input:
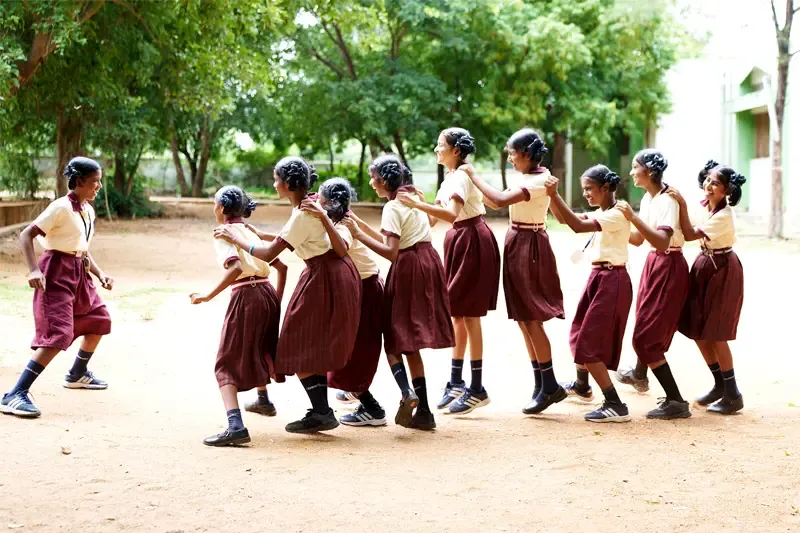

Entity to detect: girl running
[214,157,362,433]
[546,166,633,422]
[342,154,455,430]
[397,128,500,415]
[2,157,113,418]
[190,186,284,446]
[667,160,746,415]
[458,128,566,414]
[614,150,691,419]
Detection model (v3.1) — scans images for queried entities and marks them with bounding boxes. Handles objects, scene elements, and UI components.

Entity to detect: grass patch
[113,287,185,322]
[0,281,34,316]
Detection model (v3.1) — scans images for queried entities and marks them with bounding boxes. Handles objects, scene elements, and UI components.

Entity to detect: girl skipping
[342,154,455,430]
[397,128,500,415]
[1,157,113,418]
[299,178,388,427]
[667,160,746,415]
[215,157,362,433]
[546,166,633,422]
[614,150,691,420]
[190,186,285,447]
[458,128,566,414]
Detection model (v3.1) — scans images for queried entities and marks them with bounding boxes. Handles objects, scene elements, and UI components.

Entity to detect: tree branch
[772,0,782,34]
[333,24,357,79]
[106,0,160,45]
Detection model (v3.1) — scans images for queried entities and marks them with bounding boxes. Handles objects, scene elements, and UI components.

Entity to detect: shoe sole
[409,422,436,431]
[286,419,341,434]
[203,436,252,447]
[447,396,491,415]
[522,388,568,415]
[0,405,41,418]
[63,382,108,390]
[395,393,419,427]
[245,406,277,417]
[566,391,594,403]
[586,415,632,423]
[646,410,692,420]
[340,418,388,427]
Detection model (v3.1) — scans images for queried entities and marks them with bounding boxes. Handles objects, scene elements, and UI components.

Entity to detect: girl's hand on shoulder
[615,200,634,221]
[457,163,476,179]
[300,199,326,219]
[27,269,46,291]
[544,176,559,197]
[189,293,208,305]
[666,188,686,207]
[396,192,421,207]
[341,215,360,236]
[214,225,235,243]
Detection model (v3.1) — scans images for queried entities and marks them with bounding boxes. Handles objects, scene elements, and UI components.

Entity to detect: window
[754,112,770,159]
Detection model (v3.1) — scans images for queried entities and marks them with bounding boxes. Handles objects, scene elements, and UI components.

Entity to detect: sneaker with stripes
[436,381,466,410]
[447,388,490,415]
[336,391,360,404]
[340,404,387,427]
[584,401,631,423]
[64,370,108,390]
[561,380,594,403]
[0,390,41,418]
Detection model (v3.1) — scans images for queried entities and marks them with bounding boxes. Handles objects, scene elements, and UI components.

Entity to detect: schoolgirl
[190,186,284,446]
[343,154,455,430]
[214,157,361,433]
[614,150,691,419]
[667,160,746,415]
[546,166,633,422]
[459,128,566,414]
[397,128,500,415]
[2,157,113,418]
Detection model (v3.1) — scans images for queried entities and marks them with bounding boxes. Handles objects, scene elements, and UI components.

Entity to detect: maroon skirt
[503,226,564,322]
[215,280,280,391]
[328,274,384,393]
[275,250,361,375]
[32,250,112,351]
[569,267,633,371]
[443,215,501,317]
[383,242,456,355]
[678,251,743,341]
[632,250,689,364]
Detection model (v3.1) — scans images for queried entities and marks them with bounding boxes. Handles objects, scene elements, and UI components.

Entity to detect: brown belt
[511,222,546,232]
[591,262,627,270]
[231,276,270,290]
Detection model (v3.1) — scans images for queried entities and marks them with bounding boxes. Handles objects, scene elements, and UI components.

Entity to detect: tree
[769,0,796,239]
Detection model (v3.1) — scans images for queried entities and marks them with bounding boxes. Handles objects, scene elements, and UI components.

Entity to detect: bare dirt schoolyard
[1,206,799,532]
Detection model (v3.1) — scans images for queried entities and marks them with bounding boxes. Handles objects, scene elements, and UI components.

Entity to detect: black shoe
[694,388,723,407]
[203,428,251,447]
[409,408,436,431]
[584,401,631,423]
[646,398,692,420]
[522,386,568,415]
[614,367,649,393]
[244,399,277,417]
[285,409,339,434]
[560,380,594,403]
[394,389,419,428]
[707,395,744,415]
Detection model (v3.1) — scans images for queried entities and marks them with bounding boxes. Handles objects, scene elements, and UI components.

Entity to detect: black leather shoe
[707,395,744,415]
[409,408,436,431]
[286,409,339,434]
[394,389,419,428]
[646,398,692,420]
[694,388,723,407]
[244,400,277,417]
[522,386,568,415]
[203,428,251,447]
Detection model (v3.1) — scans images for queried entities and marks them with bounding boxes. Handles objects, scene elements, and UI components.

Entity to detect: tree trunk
[192,115,212,197]
[170,130,189,197]
[358,139,367,189]
[125,148,144,197]
[393,132,407,166]
[437,164,445,191]
[500,150,508,190]
[56,111,84,197]
[113,153,126,191]
[329,141,335,172]
[552,132,567,199]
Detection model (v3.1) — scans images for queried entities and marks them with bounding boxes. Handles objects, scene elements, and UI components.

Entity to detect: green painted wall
[735,111,755,209]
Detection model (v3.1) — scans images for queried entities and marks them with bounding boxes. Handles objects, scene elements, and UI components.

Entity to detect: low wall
[0,200,49,228]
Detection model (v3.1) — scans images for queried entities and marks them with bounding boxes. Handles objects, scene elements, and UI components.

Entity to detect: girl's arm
[666,189,702,241]
[616,201,670,251]
[244,223,277,242]
[459,164,526,209]
[214,226,288,263]
[628,229,646,247]
[547,190,597,234]
[87,252,114,290]
[348,211,384,242]
[19,225,45,290]
[300,199,348,258]
[270,258,288,301]
[397,192,462,224]
[342,216,401,262]
[190,260,243,304]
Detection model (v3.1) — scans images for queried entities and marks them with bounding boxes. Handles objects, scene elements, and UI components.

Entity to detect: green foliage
[316,164,380,203]
[94,179,162,220]
[0,148,39,199]
[215,146,282,190]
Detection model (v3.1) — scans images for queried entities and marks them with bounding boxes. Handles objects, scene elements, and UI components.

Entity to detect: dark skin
[300,196,349,258]
[617,158,671,252]
[18,170,113,369]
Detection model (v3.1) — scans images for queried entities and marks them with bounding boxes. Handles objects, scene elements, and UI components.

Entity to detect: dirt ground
[1,205,800,533]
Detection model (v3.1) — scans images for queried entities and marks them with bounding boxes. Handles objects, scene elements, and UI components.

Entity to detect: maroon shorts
[443,216,500,318]
[679,251,743,341]
[503,226,564,322]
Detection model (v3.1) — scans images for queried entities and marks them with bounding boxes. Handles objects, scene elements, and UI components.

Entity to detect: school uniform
[569,206,632,371]
[327,224,383,393]
[632,186,690,363]
[274,206,361,375]
[679,199,743,341]
[213,218,281,391]
[381,189,455,355]
[436,169,501,318]
[28,192,111,351]
[503,168,565,322]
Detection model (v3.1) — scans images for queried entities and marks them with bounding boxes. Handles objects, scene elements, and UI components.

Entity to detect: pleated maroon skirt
[503,226,564,322]
[569,267,633,371]
[215,280,280,391]
[679,251,743,341]
[328,274,384,393]
[443,215,501,318]
[275,250,361,375]
[32,250,112,351]
[383,242,456,355]
[632,250,689,364]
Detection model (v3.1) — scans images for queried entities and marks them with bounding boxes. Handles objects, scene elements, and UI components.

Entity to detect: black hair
[634,149,668,183]
[319,177,357,223]
[215,185,257,218]
[442,127,476,162]
[582,164,621,192]
[64,157,101,190]
[369,154,413,192]
[698,160,746,207]
[274,156,318,192]
[507,128,548,165]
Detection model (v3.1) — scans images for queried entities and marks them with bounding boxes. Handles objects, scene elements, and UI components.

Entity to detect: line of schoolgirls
[1,129,747,448]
